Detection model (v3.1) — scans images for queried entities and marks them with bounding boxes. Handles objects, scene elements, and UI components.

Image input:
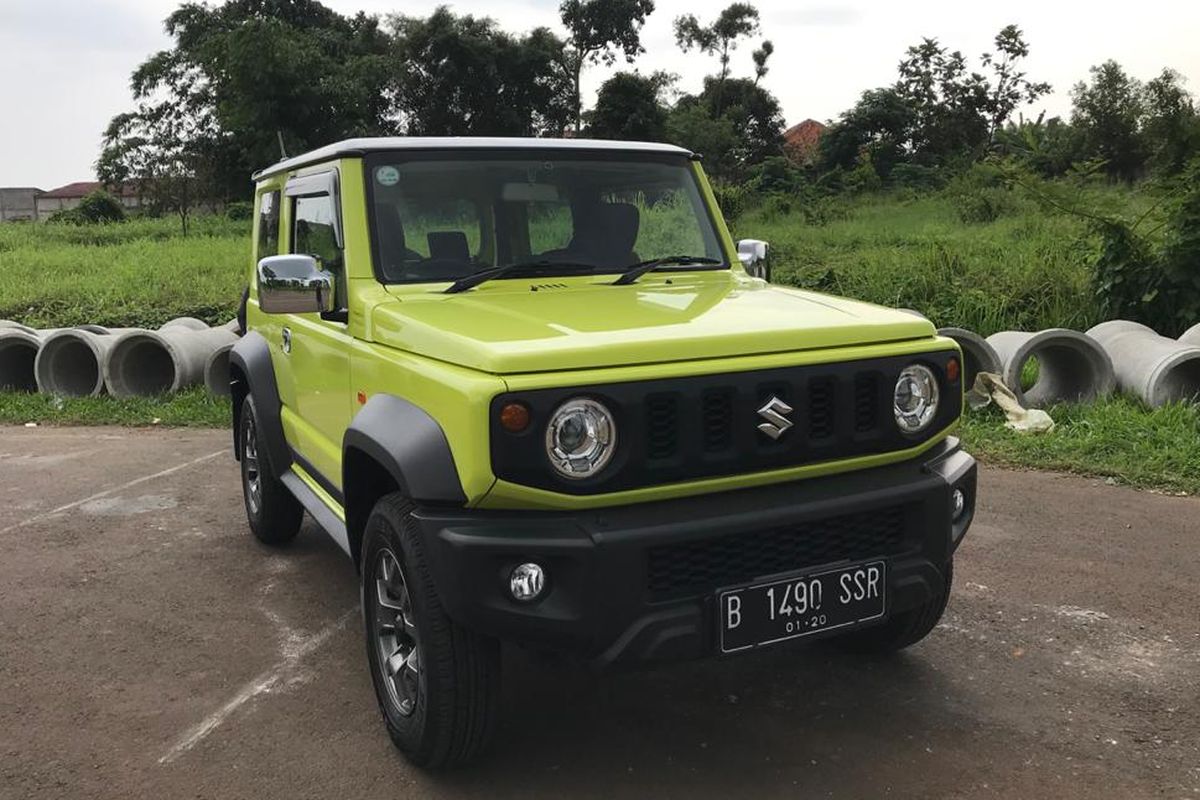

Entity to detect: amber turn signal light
[500,402,531,433]
[946,357,960,384]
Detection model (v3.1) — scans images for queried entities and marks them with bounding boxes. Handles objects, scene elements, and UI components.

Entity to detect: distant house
[783,119,827,166]
[0,188,43,222]
[34,181,142,221]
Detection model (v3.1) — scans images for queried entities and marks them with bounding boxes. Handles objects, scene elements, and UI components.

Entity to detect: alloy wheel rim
[243,413,262,515]
[373,548,421,717]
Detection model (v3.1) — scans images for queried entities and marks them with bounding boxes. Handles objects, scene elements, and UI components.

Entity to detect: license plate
[718,561,887,653]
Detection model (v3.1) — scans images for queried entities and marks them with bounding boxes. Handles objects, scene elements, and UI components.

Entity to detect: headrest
[428,231,470,262]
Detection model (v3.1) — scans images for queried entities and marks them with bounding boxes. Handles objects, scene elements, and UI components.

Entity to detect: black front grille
[702,388,735,452]
[647,505,909,601]
[646,393,679,460]
[489,351,961,494]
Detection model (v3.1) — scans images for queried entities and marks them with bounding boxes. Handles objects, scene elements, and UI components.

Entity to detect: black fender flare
[343,394,467,505]
[228,331,291,472]
[343,394,467,567]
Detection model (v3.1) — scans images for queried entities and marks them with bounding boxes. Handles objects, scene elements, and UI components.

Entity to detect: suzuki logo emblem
[756,396,794,440]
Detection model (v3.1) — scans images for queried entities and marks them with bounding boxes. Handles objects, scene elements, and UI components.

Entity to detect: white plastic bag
[967,372,1055,434]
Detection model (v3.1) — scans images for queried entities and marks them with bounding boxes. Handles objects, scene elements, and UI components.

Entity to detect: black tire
[362,493,500,769]
[834,561,953,654]
[238,396,304,545]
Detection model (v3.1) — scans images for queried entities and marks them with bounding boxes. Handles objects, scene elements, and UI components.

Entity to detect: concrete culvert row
[986,329,1116,408]
[0,318,244,398]
[1087,320,1200,407]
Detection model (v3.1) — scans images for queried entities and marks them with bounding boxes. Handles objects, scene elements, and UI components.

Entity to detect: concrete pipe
[0,328,54,391]
[986,328,1116,407]
[34,329,133,397]
[1087,320,1200,407]
[161,317,210,332]
[1178,323,1200,347]
[0,320,37,335]
[203,342,236,396]
[105,324,239,397]
[75,324,111,335]
[936,327,1002,388]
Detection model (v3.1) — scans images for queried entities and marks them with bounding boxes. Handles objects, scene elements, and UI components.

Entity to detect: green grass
[961,397,1200,494]
[734,187,1149,336]
[0,216,248,329]
[0,388,229,427]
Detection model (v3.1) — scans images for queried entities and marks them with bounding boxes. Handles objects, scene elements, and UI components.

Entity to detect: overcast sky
[1,0,1197,189]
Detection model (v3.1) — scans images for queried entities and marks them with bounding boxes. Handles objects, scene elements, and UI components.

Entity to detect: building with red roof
[783,119,827,166]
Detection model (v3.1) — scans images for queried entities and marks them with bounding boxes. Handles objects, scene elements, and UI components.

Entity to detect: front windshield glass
[365,153,726,284]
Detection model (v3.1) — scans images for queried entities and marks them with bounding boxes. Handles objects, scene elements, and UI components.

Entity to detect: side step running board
[280,471,352,558]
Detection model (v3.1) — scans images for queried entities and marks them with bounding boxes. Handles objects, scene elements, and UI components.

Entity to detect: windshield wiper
[443,260,596,294]
[611,256,723,286]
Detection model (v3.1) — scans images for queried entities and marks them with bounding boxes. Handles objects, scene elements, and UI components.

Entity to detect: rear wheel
[238,396,303,545]
[835,561,953,654]
[362,493,500,769]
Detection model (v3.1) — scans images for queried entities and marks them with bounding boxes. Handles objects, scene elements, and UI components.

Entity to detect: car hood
[373,274,935,374]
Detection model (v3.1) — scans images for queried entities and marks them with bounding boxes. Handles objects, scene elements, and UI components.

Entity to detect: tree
[390,9,572,136]
[558,0,656,133]
[1071,61,1147,181]
[892,25,1049,164]
[669,76,783,180]
[98,104,221,235]
[674,3,760,112]
[751,40,774,84]
[103,0,394,200]
[981,25,1052,140]
[817,88,915,179]
[1141,69,1199,176]
[585,72,673,141]
[993,113,1086,178]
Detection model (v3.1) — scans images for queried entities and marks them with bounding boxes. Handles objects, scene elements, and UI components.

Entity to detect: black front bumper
[414,437,976,668]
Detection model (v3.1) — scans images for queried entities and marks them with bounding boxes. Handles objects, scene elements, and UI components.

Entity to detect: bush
[225,201,253,221]
[955,188,1015,224]
[890,163,947,191]
[711,181,752,220]
[1092,160,1200,335]
[76,190,127,223]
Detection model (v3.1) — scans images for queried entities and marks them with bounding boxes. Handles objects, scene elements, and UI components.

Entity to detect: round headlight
[894,364,940,433]
[545,398,617,479]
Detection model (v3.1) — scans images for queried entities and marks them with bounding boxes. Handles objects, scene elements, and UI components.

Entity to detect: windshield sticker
[375,166,400,187]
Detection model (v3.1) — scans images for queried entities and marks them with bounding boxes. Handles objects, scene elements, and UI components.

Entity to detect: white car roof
[253,137,695,179]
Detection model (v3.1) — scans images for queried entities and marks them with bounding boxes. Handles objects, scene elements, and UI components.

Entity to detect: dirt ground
[1,426,1197,799]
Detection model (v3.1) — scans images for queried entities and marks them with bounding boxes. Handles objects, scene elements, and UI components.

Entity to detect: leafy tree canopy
[390,8,571,137]
[585,71,674,141]
[559,0,656,131]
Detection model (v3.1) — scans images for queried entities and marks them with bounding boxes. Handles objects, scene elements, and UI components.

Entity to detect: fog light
[952,488,967,520]
[509,562,545,602]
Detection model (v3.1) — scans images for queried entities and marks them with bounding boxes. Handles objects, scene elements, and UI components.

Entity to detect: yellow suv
[231,137,976,768]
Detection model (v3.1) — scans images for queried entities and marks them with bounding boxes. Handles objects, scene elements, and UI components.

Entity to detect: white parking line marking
[0,450,225,535]
[158,607,358,765]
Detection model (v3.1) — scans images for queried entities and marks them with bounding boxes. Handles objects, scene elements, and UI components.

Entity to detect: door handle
[281,326,292,355]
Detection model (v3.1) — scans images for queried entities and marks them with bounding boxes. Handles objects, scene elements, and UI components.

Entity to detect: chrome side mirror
[737,239,771,282]
[256,254,336,314]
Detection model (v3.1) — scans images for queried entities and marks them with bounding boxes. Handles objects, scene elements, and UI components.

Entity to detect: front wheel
[362,493,500,769]
[834,562,953,654]
[238,396,303,545]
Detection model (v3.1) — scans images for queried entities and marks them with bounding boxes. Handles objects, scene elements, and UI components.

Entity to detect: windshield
[364,153,727,284]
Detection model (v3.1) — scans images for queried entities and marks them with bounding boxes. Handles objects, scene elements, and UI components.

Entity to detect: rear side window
[256,190,280,260]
